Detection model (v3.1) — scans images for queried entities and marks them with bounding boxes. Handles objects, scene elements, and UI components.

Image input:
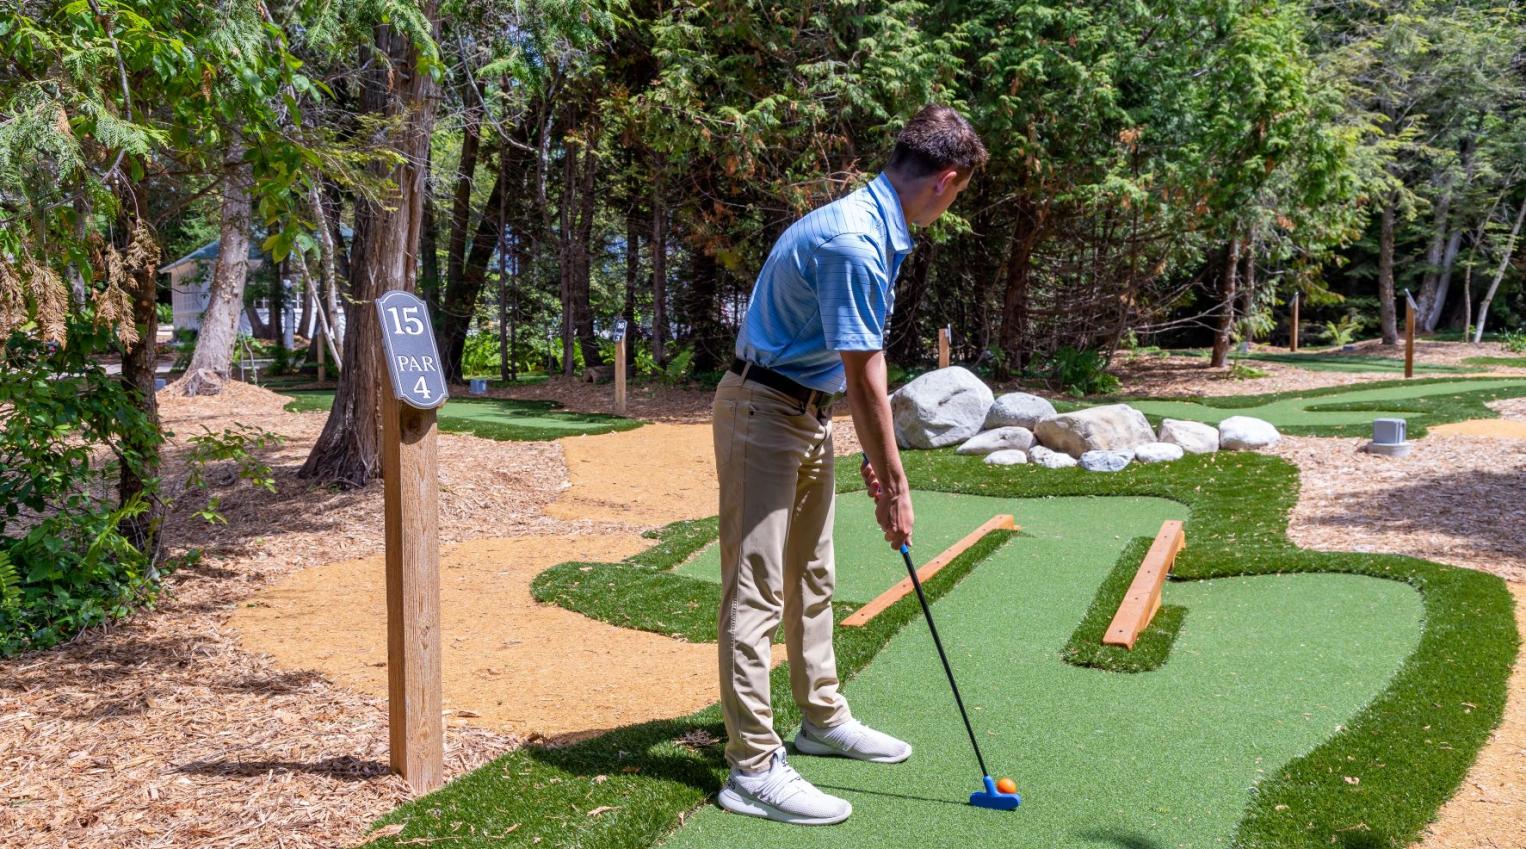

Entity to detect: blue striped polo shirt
[735,172,914,393]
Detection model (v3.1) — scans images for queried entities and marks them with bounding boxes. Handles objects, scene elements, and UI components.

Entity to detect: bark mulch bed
[0,379,578,849]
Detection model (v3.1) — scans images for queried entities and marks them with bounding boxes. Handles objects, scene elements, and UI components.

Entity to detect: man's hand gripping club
[841,350,914,550]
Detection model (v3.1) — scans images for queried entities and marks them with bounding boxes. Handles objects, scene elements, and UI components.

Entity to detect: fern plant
[0,550,19,615]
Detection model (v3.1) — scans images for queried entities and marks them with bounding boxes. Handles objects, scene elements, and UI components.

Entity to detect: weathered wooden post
[611,317,628,416]
[1290,291,1300,353]
[1404,289,1417,379]
[938,326,951,369]
[376,290,447,794]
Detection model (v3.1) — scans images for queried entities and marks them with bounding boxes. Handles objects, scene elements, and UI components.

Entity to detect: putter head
[969,775,1021,811]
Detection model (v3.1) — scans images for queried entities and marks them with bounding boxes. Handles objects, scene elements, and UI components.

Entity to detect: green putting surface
[662,503,1423,849]
[1128,377,1526,427]
[280,390,642,440]
[673,492,1181,604]
[1181,349,1470,373]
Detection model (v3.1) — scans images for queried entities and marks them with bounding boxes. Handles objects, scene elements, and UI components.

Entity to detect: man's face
[915,169,971,226]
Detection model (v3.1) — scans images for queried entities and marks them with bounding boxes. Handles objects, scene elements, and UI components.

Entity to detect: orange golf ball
[996,777,1018,795]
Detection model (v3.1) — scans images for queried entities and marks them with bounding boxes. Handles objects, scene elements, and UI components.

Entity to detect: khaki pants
[713,371,851,771]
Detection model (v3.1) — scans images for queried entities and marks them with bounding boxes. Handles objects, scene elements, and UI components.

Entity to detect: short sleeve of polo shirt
[811,233,890,351]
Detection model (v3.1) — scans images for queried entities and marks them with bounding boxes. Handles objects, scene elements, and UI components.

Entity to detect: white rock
[984,392,1058,430]
[956,426,1036,456]
[1028,446,1078,469]
[1080,449,1134,472]
[1218,416,1281,451]
[983,449,1028,466]
[1133,442,1185,464]
[1157,418,1219,454]
[1034,404,1155,458]
[890,367,995,449]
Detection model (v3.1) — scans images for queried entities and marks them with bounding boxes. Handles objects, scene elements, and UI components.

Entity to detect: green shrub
[1046,346,1121,396]
[1322,314,1364,346]
[0,328,281,655]
[1502,329,1526,353]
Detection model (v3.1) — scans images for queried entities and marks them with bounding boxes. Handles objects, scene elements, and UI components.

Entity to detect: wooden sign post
[1290,291,1300,352]
[1403,290,1417,379]
[611,317,628,416]
[938,326,951,369]
[376,290,448,794]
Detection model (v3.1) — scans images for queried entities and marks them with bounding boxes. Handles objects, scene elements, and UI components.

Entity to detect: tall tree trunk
[559,143,576,376]
[420,167,441,320]
[301,16,441,488]
[1425,227,1464,331]
[572,141,600,367]
[1210,237,1241,367]
[184,137,252,394]
[684,249,724,374]
[624,209,639,327]
[1415,183,1454,322]
[444,89,482,324]
[115,216,162,553]
[439,152,509,381]
[268,258,286,344]
[1473,196,1526,342]
[997,197,1044,377]
[650,164,668,365]
[1377,196,1399,345]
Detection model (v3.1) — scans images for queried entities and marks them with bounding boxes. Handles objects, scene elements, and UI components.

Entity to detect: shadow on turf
[1077,829,1167,849]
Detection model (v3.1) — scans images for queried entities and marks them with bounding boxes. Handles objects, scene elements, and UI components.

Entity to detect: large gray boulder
[984,392,1058,430]
[1028,446,1078,469]
[891,367,994,449]
[1080,449,1133,472]
[983,449,1028,466]
[956,426,1036,456]
[1133,442,1185,464]
[1034,404,1155,458]
[1157,418,1219,454]
[1218,416,1281,451]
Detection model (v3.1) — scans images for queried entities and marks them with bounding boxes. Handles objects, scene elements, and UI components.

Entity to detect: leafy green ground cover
[360,451,1516,849]
[279,390,641,441]
[1125,376,1526,436]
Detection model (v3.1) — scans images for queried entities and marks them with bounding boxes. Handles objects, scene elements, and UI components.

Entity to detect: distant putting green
[1126,377,1526,436]
[280,390,642,441]
[673,492,1181,604]
[1182,348,1471,374]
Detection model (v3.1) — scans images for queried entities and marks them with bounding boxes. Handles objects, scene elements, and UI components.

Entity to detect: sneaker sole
[716,786,851,826]
[793,732,912,764]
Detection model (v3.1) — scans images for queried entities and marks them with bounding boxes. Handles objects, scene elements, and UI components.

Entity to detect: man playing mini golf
[712,105,987,825]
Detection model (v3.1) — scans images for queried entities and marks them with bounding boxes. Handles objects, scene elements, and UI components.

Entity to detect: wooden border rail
[1102,520,1186,650]
[842,514,1017,628]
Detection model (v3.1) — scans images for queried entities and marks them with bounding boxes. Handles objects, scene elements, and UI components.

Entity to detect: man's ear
[935,168,962,194]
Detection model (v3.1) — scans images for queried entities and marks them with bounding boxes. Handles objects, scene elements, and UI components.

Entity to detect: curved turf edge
[365,450,1515,849]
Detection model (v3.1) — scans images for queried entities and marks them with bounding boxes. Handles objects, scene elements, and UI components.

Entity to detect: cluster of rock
[889,367,1280,472]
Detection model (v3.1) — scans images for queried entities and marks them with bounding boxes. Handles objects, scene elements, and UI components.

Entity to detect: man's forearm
[842,352,906,494]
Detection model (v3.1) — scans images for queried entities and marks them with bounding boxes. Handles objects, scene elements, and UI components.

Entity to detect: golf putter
[861,454,1020,810]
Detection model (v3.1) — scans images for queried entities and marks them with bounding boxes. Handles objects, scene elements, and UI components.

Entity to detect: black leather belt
[730,358,837,411]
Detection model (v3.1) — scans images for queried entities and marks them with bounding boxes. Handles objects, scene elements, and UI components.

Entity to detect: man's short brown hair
[887,105,988,178]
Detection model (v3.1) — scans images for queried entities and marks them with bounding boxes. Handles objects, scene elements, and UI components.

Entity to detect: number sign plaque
[377,290,449,409]
[610,317,629,342]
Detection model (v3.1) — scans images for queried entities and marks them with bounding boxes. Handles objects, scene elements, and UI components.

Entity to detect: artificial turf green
[1186,349,1471,374]
[362,451,1517,849]
[1461,354,1526,369]
[1060,534,1187,673]
[1124,376,1526,436]
[671,491,1180,604]
[279,389,642,441]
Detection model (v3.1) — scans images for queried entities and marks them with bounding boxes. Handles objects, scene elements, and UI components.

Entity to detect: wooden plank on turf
[842,514,1017,628]
[1102,520,1186,650]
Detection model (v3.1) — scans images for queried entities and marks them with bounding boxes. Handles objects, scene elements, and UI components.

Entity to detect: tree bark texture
[1473,196,1526,342]
[115,216,162,553]
[1210,237,1240,367]
[438,151,509,381]
[301,17,441,488]
[650,164,668,364]
[1378,197,1398,345]
[184,137,252,394]
[997,197,1044,376]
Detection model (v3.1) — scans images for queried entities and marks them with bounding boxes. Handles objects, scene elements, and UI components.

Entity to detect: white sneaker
[794,718,912,763]
[716,749,852,825]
